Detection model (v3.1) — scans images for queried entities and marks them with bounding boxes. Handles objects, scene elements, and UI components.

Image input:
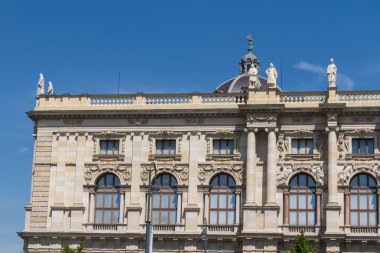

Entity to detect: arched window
[289,174,316,226]
[95,173,120,224]
[152,173,177,224]
[350,173,377,227]
[209,174,236,225]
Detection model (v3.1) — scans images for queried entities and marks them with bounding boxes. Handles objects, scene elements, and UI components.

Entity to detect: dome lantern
[239,34,260,74]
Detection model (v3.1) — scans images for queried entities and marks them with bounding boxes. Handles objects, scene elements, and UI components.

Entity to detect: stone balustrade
[350,226,377,234]
[280,92,326,103]
[339,91,380,103]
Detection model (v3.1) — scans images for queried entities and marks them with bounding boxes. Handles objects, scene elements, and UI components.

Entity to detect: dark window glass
[152,174,177,225]
[289,174,316,226]
[100,140,119,155]
[291,139,313,155]
[350,174,377,226]
[213,139,234,155]
[95,174,120,224]
[352,139,374,154]
[156,140,176,155]
[209,174,236,225]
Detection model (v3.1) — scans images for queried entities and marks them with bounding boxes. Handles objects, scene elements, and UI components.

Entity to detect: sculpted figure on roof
[37,73,45,96]
[248,64,258,88]
[327,58,337,87]
[266,63,277,87]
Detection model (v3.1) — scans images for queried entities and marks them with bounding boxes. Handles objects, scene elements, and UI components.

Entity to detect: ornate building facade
[19,37,380,252]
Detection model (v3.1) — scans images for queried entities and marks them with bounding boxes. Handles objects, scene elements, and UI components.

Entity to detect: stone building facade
[19,39,380,252]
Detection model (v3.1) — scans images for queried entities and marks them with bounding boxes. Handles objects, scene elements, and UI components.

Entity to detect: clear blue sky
[1,0,380,252]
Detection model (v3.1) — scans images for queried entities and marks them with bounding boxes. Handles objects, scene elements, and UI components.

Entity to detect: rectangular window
[352,138,374,154]
[291,139,313,155]
[156,140,176,155]
[100,140,119,155]
[213,139,234,155]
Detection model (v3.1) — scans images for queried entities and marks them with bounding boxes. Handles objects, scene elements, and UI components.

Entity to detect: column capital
[244,127,258,133]
[265,127,278,133]
[325,126,339,132]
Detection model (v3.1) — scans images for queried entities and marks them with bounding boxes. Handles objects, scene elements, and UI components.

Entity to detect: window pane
[308,211,315,225]
[152,211,159,224]
[368,176,376,187]
[359,195,367,209]
[114,141,119,155]
[106,174,114,185]
[299,195,306,209]
[100,141,106,155]
[289,211,297,225]
[153,194,160,208]
[112,210,119,223]
[156,141,162,155]
[161,211,169,224]
[170,194,177,208]
[299,139,306,154]
[299,211,306,225]
[113,193,120,208]
[210,194,218,208]
[359,212,367,226]
[169,210,176,224]
[96,194,103,207]
[219,194,227,208]
[228,194,235,208]
[219,211,226,224]
[359,174,367,186]
[369,212,377,226]
[306,140,313,154]
[350,195,358,209]
[105,194,112,207]
[95,210,103,223]
[213,141,220,154]
[228,211,235,225]
[163,141,169,155]
[220,175,227,186]
[308,195,315,208]
[369,194,376,209]
[104,210,111,223]
[221,141,227,155]
[352,139,358,154]
[351,211,358,226]
[360,140,366,154]
[368,139,374,154]
[228,140,234,155]
[290,195,297,209]
[162,175,170,186]
[162,194,169,208]
[291,140,298,154]
[210,211,217,224]
[299,175,306,186]
[170,141,176,154]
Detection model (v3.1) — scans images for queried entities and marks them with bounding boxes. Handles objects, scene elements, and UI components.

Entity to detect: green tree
[289,231,317,253]
[60,241,86,253]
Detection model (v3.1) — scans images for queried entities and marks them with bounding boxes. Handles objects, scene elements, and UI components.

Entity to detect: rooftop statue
[47,81,54,95]
[327,58,337,87]
[248,64,258,88]
[37,73,45,96]
[266,63,277,87]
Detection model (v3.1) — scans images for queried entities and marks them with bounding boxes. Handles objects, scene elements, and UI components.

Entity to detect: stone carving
[345,129,373,135]
[337,133,349,160]
[84,163,132,184]
[248,64,258,88]
[277,133,289,160]
[266,63,278,87]
[337,163,380,185]
[128,119,148,125]
[277,164,324,186]
[140,163,189,185]
[198,162,243,185]
[47,81,54,95]
[352,116,375,123]
[285,130,313,135]
[327,58,337,87]
[184,118,205,125]
[247,114,277,123]
[327,113,337,121]
[37,73,44,96]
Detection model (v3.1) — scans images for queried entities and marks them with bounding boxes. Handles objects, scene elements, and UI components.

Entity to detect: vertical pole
[145,163,155,253]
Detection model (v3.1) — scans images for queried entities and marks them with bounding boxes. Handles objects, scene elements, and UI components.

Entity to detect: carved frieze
[277,163,324,186]
[84,163,132,185]
[337,162,380,185]
[198,162,243,185]
[247,114,277,123]
[140,162,189,185]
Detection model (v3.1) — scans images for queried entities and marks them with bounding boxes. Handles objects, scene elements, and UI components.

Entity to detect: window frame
[352,138,374,155]
[99,139,120,156]
[94,173,120,224]
[212,139,235,155]
[291,138,313,155]
[155,139,177,155]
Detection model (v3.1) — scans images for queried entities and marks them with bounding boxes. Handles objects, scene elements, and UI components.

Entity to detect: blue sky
[1,0,380,252]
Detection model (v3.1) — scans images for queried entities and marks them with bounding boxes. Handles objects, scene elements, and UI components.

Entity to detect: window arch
[350,173,377,227]
[289,173,316,226]
[209,173,236,225]
[95,173,120,224]
[152,173,178,225]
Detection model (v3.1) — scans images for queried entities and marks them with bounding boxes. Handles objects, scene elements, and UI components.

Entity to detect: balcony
[288,226,316,233]
[350,226,377,234]
[85,223,126,232]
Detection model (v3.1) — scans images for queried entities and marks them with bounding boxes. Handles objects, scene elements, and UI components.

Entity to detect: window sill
[206,154,240,161]
[346,154,379,160]
[149,154,182,161]
[93,154,125,161]
[285,154,319,160]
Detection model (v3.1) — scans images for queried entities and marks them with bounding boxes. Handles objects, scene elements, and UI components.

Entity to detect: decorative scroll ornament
[140,163,189,185]
[337,163,380,185]
[277,164,324,186]
[84,163,132,185]
[198,162,243,185]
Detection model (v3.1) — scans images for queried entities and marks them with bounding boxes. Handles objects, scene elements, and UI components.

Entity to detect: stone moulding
[337,162,380,185]
[140,162,189,186]
[198,162,244,185]
[84,163,132,185]
[277,162,324,186]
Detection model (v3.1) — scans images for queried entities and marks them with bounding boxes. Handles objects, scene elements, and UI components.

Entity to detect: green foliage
[289,231,317,253]
[60,241,86,253]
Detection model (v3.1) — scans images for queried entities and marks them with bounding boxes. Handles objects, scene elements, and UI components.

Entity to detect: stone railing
[201,94,247,104]
[93,224,118,231]
[339,91,380,103]
[145,95,191,105]
[350,226,377,234]
[90,96,135,105]
[153,225,176,231]
[288,226,316,233]
[280,92,326,103]
[207,225,237,232]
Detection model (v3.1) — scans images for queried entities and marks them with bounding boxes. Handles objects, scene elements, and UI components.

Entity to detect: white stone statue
[248,64,258,88]
[265,63,278,87]
[37,73,45,96]
[327,58,337,87]
[47,81,54,95]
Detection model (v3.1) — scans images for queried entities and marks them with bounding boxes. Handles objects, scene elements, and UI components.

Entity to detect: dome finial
[247,34,253,53]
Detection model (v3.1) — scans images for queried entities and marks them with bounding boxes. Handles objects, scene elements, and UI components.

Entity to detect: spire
[247,34,253,53]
